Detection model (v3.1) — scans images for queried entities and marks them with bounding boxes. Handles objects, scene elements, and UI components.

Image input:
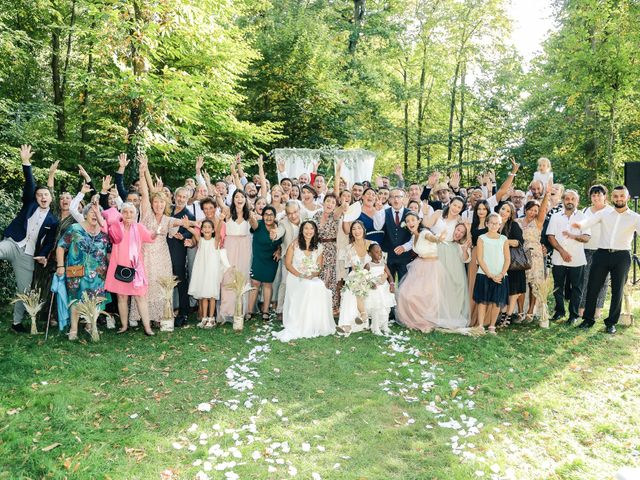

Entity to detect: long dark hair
[230,190,250,221]
[442,196,465,219]
[349,220,367,243]
[499,201,516,238]
[297,220,319,251]
[200,219,216,238]
[471,199,491,232]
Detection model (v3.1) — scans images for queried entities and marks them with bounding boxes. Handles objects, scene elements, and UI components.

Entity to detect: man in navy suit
[374,188,413,282]
[1,145,59,332]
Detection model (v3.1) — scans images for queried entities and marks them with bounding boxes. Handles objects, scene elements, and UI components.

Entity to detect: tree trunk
[458,61,466,170]
[79,44,94,163]
[127,0,145,160]
[402,62,409,174]
[51,27,65,142]
[348,0,366,54]
[447,60,460,164]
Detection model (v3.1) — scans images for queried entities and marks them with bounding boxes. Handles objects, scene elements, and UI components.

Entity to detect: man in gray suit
[274,201,302,316]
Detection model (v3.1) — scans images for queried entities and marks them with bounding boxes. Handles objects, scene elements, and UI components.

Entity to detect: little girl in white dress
[364,243,395,335]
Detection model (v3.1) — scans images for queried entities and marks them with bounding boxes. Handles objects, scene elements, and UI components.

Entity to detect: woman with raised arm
[128,156,175,327]
[517,178,553,322]
[56,202,110,340]
[217,189,253,323]
[103,201,157,336]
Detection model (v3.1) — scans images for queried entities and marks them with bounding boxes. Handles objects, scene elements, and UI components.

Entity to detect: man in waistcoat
[374,188,413,282]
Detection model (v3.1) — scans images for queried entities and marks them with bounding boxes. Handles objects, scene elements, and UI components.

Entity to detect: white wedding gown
[273,244,336,342]
[338,245,371,332]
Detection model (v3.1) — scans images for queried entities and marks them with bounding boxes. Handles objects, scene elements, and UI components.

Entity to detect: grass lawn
[1,293,639,480]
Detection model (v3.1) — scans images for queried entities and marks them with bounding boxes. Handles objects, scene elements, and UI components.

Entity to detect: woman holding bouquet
[337,221,373,335]
[273,221,335,342]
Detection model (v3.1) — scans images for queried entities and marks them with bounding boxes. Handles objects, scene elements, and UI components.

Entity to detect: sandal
[487,326,497,335]
[261,312,271,322]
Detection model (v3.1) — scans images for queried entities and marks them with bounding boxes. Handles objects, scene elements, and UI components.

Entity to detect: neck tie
[395,210,400,226]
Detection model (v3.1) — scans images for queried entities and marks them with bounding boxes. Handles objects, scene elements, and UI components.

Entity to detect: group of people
[2,147,639,341]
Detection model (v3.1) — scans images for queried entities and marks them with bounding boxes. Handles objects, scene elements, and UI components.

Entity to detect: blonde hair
[150,191,171,215]
[487,212,502,225]
[537,157,551,172]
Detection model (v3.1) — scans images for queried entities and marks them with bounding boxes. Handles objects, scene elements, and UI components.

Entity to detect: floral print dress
[57,223,110,303]
[313,211,339,310]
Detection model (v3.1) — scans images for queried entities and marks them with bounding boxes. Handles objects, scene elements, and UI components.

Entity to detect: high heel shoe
[144,330,155,336]
[116,328,128,334]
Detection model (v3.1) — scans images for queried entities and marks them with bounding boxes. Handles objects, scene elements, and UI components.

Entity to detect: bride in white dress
[273,220,336,342]
[337,220,372,335]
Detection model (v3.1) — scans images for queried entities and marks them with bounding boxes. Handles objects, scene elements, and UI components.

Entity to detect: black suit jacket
[3,165,59,257]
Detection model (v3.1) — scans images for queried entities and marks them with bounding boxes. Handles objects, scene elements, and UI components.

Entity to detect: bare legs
[477,302,500,334]
[248,280,273,317]
[117,293,154,335]
[68,307,80,340]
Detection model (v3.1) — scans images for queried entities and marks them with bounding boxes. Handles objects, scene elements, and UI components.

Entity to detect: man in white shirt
[573,186,640,334]
[546,190,590,325]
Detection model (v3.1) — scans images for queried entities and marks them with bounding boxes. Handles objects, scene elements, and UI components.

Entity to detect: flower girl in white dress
[273,221,335,342]
[364,243,396,335]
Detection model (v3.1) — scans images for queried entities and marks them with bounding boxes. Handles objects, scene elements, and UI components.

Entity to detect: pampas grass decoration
[158,276,180,332]
[71,292,109,342]
[224,269,254,331]
[11,289,44,334]
[535,276,554,329]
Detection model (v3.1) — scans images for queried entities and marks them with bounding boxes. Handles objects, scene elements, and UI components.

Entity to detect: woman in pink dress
[103,204,156,336]
[215,189,253,323]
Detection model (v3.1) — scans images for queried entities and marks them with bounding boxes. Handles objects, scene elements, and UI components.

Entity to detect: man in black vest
[1,145,59,332]
[374,188,413,282]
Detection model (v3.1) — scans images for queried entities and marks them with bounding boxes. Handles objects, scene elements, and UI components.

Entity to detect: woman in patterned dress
[312,193,347,313]
[55,203,110,340]
[517,184,551,321]
[129,158,176,326]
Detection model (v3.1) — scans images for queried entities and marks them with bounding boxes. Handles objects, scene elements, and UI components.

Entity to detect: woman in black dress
[498,201,526,324]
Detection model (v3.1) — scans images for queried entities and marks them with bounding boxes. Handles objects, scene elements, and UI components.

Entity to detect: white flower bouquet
[300,255,320,278]
[342,266,376,298]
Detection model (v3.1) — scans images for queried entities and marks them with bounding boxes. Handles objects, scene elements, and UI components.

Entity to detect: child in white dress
[532,157,553,192]
[186,219,223,328]
[364,243,396,335]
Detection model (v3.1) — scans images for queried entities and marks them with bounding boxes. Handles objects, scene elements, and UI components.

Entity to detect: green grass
[1,294,640,480]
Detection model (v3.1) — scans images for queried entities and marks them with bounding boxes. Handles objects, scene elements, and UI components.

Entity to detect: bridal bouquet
[300,255,320,278]
[342,266,376,298]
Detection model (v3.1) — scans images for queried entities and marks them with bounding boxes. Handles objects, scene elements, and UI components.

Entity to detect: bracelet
[56,265,65,269]
[508,173,516,177]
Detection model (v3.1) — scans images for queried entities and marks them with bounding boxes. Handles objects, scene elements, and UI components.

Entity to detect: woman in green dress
[55,203,111,340]
[247,206,282,319]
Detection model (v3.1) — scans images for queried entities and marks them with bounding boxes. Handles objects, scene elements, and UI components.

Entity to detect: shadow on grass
[0,310,638,479]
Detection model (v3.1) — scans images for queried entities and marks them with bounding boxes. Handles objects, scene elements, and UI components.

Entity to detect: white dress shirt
[546,209,589,267]
[578,207,640,250]
[582,205,614,250]
[18,208,50,256]
[373,207,413,251]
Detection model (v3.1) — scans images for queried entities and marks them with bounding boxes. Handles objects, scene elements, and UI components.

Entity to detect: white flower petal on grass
[172,442,183,450]
[195,472,210,480]
[129,413,139,419]
[203,461,212,471]
[312,473,322,480]
[188,444,197,452]
[288,465,297,476]
[197,403,212,412]
[333,463,341,469]
[225,472,239,480]
[188,423,199,433]
[474,471,485,477]
[252,451,261,461]
[490,464,500,473]
[268,466,277,473]
[301,443,311,452]
[276,408,283,417]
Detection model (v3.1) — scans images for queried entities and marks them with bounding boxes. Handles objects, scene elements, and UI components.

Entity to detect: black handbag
[509,245,531,271]
[114,265,136,283]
